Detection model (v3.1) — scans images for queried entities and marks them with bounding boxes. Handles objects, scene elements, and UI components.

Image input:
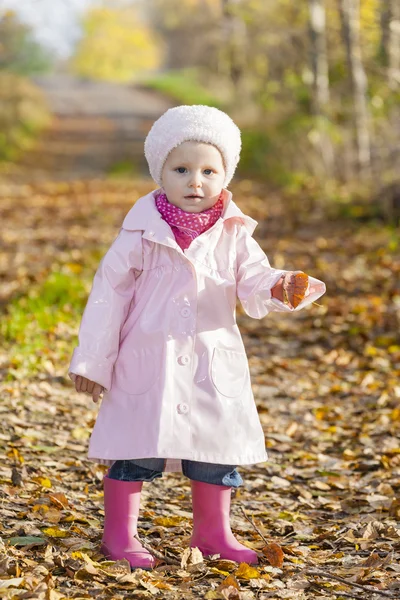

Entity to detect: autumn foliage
[0,177,399,598]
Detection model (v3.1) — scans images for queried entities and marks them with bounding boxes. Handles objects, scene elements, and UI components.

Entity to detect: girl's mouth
[185,195,203,199]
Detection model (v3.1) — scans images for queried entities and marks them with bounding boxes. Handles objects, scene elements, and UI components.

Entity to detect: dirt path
[4,74,174,182]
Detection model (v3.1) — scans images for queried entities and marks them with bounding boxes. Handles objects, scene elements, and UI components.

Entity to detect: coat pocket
[211,347,248,398]
[113,345,162,395]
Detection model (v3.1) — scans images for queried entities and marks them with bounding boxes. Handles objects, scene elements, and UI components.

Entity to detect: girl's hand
[271,271,309,309]
[73,375,104,403]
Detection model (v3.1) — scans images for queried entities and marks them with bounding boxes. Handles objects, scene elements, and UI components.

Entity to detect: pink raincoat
[69,188,326,470]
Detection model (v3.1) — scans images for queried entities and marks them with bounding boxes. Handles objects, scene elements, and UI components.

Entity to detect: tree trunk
[338,0,371,176]
[380,0,391,67]
[380,0,400,87]
[309,0,330,108]
[220,0,247,95]
[388,0,400,87]
[308,0,334,176]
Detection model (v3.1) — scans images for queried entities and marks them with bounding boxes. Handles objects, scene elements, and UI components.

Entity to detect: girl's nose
[189,173,202,188]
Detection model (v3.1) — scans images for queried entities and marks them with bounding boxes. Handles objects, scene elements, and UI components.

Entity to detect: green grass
[2,267,93,379]
[107,159,140,178]
[142,68,225,108]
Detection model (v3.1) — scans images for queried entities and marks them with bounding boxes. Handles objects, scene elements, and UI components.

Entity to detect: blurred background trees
[137,0,400,195]
[70,5,162,82]
[0,0,399,214]
[0,10,52,162]
[0,9,53,75]
[140,0,399,216]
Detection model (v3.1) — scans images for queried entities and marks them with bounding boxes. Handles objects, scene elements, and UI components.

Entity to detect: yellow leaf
[287,557,303,564]
[314,407,329,420]
[390,408,400,421]
[151,581,173,590]
[220,574,240,589]
[210,567,230,576]
[71,427,90,441]
[364,345,378,357]
[42,527,68,538]
[388,345,400,354]
[32,476,52,488]
[32,504,49,513]
[329,384,342,393]
[234,562,260,579]
[153,516,185,527]
[7,447,24,464]
[66,263,83,274]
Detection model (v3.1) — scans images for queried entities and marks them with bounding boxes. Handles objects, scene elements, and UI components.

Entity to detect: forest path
[4,74,174,182]
[1,177,399,598]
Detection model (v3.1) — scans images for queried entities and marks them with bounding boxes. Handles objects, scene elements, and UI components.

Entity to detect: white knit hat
[144,105,241,188]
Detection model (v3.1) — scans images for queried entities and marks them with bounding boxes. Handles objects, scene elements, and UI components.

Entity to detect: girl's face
[161,141,225,213]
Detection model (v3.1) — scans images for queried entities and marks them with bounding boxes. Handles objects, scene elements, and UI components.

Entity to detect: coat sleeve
[68,229,143,391]
[235,225,326,319]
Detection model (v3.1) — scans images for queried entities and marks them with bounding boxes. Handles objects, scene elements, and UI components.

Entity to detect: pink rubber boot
[190,480,258,564]
[101,476,156,569]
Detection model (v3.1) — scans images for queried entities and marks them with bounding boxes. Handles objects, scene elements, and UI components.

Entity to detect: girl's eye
[175,167,214,174]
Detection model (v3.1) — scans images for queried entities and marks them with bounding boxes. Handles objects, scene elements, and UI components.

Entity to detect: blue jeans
[108,458,243,488]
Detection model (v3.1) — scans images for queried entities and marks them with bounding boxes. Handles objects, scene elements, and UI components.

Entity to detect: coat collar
[122,188,258,238]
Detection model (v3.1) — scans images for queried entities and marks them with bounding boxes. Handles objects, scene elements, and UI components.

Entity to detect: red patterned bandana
[155,192,224,250]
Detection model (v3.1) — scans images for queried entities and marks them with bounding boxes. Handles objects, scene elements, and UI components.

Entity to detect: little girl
[69,105,326,569]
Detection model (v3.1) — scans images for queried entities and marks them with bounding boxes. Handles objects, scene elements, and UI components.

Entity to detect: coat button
[177,403,189,414]
[178,355,190,365]
[180,307,191,318]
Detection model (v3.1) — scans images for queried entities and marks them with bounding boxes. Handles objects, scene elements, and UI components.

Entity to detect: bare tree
[309,0,330,108]
[338,0,371,175]
[380,0,391,67]
[380,0,400,88]
[308,0,334,175]
[220,0,247,96]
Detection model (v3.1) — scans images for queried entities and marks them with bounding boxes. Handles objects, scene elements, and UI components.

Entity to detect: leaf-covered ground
[1,178,400,599]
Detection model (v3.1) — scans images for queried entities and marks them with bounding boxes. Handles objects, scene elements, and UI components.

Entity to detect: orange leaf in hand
[292,272,309,308]
[283,272,309,308]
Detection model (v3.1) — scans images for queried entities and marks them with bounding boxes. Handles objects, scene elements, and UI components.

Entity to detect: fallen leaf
[42,527,68,538]
[234,563,260,580]
[8,536,47,547]
[263,543,284,568]
[220,574,240,590]
[31,476,52,488]
[140,578,160,595]
[153,516,186,527]
[0,578,24,588]
[49,492,69,509]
